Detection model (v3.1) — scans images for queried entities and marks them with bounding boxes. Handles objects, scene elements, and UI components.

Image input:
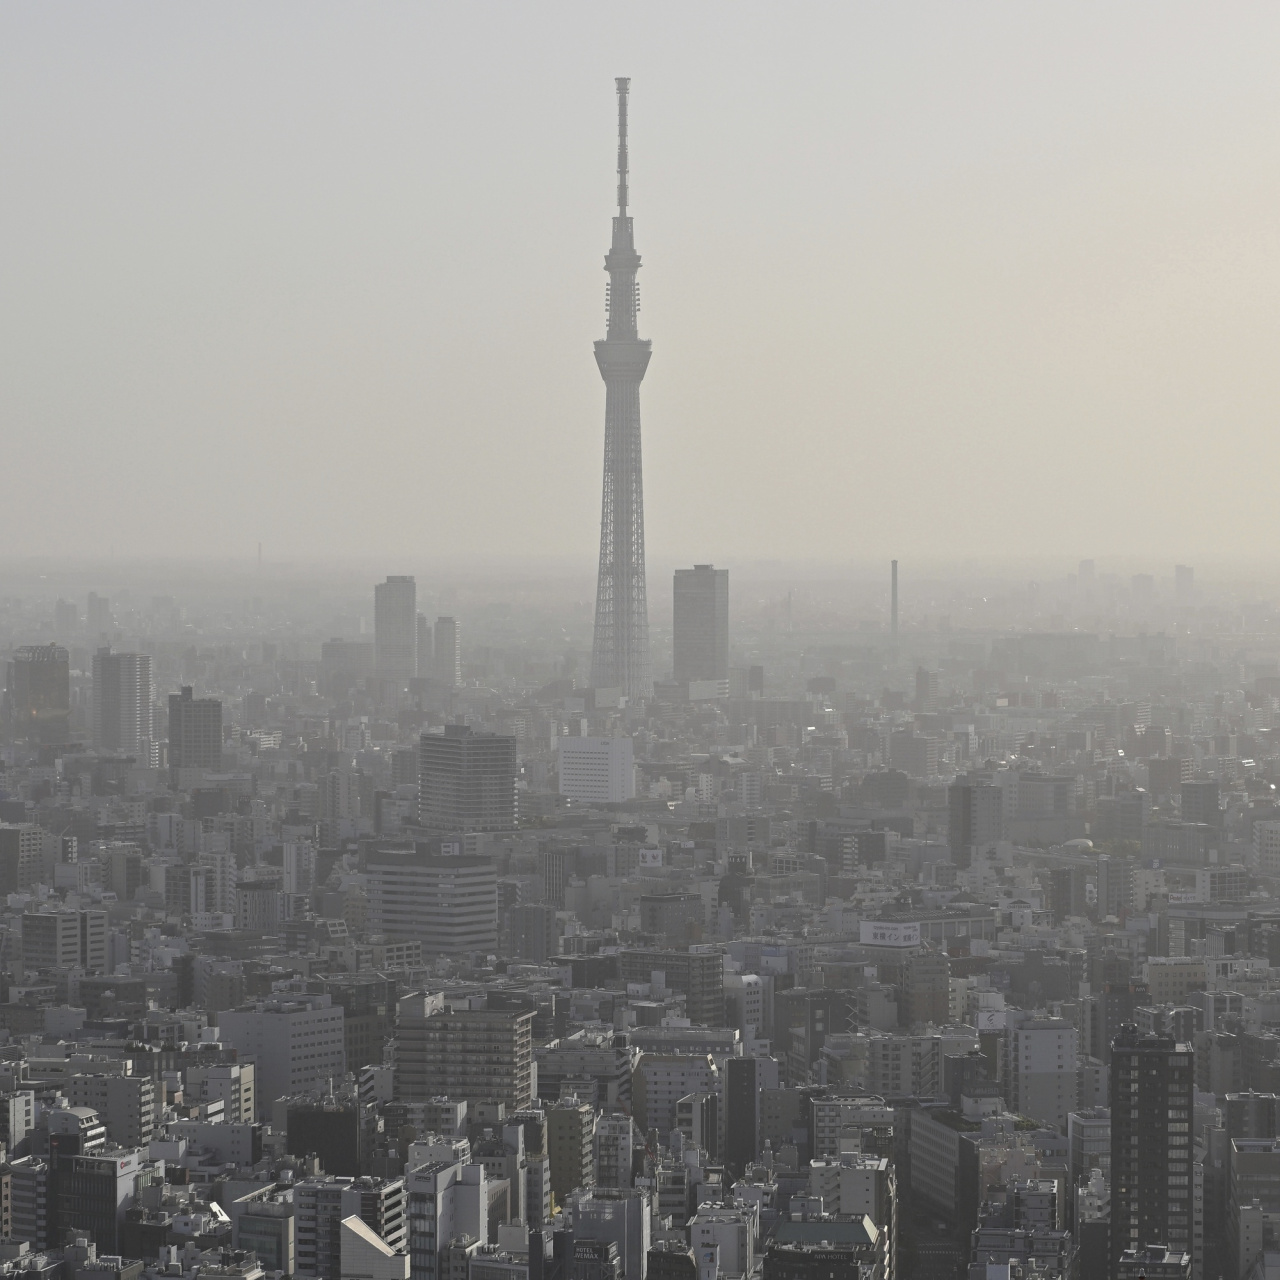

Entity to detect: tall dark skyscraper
[1109,1027,1194,1274]
[590,77,652,702]
[168,686,223,782]
[6,644,70,745]
[673,565,729,685]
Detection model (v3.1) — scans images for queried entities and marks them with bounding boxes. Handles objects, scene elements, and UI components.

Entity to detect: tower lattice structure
[590,77,653,701]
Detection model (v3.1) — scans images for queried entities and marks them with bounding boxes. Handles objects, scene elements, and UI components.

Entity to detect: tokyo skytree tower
[589,77,653,702]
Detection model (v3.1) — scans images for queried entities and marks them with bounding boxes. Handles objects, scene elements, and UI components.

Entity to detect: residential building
[418,726,517,834]
[1110,1029,1194,1271]
[548,1099,595,1202]
[434,618,461,687]
[91,649,154,757]
[395,997,534,1111]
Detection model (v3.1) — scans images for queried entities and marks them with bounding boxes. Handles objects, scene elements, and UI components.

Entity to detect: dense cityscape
[6,12,1280,1280]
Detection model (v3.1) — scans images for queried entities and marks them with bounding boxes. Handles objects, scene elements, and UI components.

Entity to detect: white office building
[557,737,635,805]
[217,995,345,1116]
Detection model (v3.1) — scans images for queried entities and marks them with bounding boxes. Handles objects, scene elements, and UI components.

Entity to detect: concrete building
[65,1073,155,1149]
[395,997,534,1111]
[948,778,1003,870]
[167,686,222,780]
[558,736,636,805]
[294,1175,406,1280]
[672,566,729,687]
[631,1055,718,1141]
[366,846,497,954]
[217,995,346,1116]
[434,617,460,687]
[21,910,107,974]
[375,576,417,682]
[594,1114,636,1190]
[619,951,724,1026]
[548,1098,596,1201]
[342,1214,410,1280]
[1227,1138,1280,1280]
[231,1186,296,1276]
[405,1160,490,1280]
[419,726,516,834]
[1110,1029,1194,1269]
[184,1062,256,1125]
[565,1187,652,1280]
[1006,1018,1079,1130]
[91,649,154,757]
[900,949,950,1027]
[0,826,50,895]
[6,644,70,744]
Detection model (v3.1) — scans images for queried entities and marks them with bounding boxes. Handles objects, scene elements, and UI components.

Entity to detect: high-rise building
[1109,1028,1194,1272]
[433,617,460,687]
[418,725,517,834]
[394,995,534,1110]
[594,1114,636,1190]
[619,949,724,1026]
[86,592,111,637]
[217,995,346,1116]
[365,845,497,954]
[505,903,558,962]
[590,78,652,703]
[6,644,70,744]
[320,639,375,697]
[548,1098,596,1201]
[167,686,222,781]
[65,1073,155,1149]
[1006,1017,1079,1130]
[914,666,940,714]
[672,566,729,687]
[0,826,50,894]
[416,613,433,678]
[723,1058,762,1176]
[1182,778,1221,829]
[294,1175,406,1280]
[21,910,107,974]
[91,648,154,756]
[375,577,417,682]
[53,599,77,635]
[557,736,636,804]
[1227,1138,1280,1280]
[948,777,1003,870]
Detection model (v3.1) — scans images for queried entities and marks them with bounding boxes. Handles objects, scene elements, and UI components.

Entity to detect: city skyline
[6,6,1280,561]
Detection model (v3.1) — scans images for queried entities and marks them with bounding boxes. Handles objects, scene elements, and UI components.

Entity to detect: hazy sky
[4,4,1280,565]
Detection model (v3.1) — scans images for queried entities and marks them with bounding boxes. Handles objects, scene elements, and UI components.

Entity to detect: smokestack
[891,560,899,639]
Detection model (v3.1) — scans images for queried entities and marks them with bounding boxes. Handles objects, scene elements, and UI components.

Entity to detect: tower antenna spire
[615,76,629,218]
